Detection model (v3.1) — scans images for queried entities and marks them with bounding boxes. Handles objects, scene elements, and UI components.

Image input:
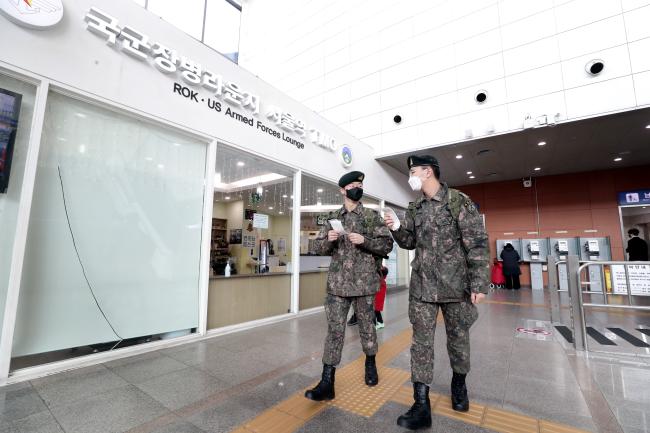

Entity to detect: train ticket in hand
[383,207,401,230]
[329,219,347,235]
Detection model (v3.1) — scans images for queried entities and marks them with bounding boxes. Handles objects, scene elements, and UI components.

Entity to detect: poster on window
[229,229,242,244]
[277,238,286,255]
[611,264,650,295]
[243,234,256,249]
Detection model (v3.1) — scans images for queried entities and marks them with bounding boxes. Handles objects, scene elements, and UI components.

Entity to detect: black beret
[338,171,365,187]
[407,155,439,169]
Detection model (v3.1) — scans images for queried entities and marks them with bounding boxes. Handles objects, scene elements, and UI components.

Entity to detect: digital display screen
[0,88,22,194]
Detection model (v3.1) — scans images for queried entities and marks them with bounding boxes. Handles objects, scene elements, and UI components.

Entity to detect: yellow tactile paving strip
[389,386,591,433]
[329,366,410,417]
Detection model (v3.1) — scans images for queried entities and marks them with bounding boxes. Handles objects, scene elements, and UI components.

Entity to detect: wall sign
[0,0,63,29]
[611,264,650,295]
[339,144,352,168]
[242,234,256,249]
[83,7,344,155]
[253,213,269,229]
[618,190,650,206]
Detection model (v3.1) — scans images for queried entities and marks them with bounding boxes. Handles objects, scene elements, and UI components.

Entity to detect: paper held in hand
[383,207,401,230]
[329,219,347,235]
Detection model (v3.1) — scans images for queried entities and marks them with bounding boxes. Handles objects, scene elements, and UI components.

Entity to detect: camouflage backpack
[407,188,467,223]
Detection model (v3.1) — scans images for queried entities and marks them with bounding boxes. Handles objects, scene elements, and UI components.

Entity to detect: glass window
[147,0,206,41]
[203,0,241,63]
[0,72,37,341]
[11,92,208,370]
[298,175,342,310]
[208,144,294,328]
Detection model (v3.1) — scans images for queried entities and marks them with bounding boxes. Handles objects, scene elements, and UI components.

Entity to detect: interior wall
[457,164,650,285]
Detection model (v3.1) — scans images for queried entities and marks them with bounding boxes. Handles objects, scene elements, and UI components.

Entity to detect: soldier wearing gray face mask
[304,171,394,402]
[384,155,490,430]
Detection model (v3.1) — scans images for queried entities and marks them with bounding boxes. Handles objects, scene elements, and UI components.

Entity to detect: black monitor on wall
[0,88,22,194]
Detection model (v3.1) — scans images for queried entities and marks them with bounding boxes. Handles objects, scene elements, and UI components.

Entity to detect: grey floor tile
[248,372,315,406]
[48,385,168,433]
[105,352,188,384]
[136,367,230,410]
[293,407,375,433]
[196,353,277,386]
[30,364,128,408]
[149,419,206,433]
[0,383,48,423]
[186,395,267,433]
[0,410,64,433]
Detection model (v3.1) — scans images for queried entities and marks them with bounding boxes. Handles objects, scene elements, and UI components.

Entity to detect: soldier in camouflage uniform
[304,171,394,402]
[384,155,490,430]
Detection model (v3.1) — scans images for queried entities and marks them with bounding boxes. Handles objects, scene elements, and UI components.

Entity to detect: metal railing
[551,255,650,352]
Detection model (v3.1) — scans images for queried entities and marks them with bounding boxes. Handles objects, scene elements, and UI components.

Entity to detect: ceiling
[379,107,650,187]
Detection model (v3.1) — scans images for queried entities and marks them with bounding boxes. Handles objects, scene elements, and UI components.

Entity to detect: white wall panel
[558,16,627,60]
[624,5,650,42]
[350,72,382,100]
[381,103,418,132]
[457,79,507,113]
[506,91,567,130]
[417,117,461,148]
[633,71,650,105]
[416,92,460,124]
[456,54,504,89]
[628,38,650,73]
[622,0,650,11]
[555,0,622,33]
[561,45,632,89]
[415,69,458,100]
[498,0,554,26]
[350,113,382,138]
[503,37,561,76]
[349,93,381,120]
[501,9,557,51]
[454,29,502,65]
[380,81,418,110]
[506,63,564,102]
[565,76,636,117]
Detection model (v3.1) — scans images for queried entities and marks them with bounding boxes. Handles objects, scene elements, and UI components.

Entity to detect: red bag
[491,261,505,285]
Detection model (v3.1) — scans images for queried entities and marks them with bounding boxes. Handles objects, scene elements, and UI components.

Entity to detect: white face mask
[408,175,423,191]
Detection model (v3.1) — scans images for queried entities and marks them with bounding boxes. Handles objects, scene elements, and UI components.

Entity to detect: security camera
[523,178,532,188]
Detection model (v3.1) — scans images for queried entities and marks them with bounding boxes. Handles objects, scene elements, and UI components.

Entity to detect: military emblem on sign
[339,145,352,168]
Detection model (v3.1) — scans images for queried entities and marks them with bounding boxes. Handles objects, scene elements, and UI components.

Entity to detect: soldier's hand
[348,233,365,245]
[471,293,486,304]
[327,230,340,242]
[384,214,396,230]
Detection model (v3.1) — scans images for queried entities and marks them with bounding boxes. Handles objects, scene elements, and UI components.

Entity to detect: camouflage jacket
[391,183,489,302]
[313,202,394,297]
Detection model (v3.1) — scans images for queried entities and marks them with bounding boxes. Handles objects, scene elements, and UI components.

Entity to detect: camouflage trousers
[322,294,378,366]
[409,297,478,384]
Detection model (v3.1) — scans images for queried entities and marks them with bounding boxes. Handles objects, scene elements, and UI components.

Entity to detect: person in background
[626,228,649,261]
[374,266,388,329]
[500,243,521,290]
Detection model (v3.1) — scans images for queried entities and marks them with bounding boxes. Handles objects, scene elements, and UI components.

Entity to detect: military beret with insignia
[407,155,439,169]
[338,171,365,187]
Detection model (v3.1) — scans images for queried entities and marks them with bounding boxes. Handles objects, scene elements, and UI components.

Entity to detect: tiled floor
[0,288,648,433]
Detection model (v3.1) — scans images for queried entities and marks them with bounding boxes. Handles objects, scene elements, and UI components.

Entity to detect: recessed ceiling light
[157,164,165,169]
[538,141,546,146]
[279,211,284,214]
[290,195,294,199]
[224,196,230,200]
[645,125,650,129]
[469,175,475,179]
[268,206,273,210]
[237,161,245,167]
[455,154,463,159]
[282,194,288,198]
[466,171,472,175]
[614,157,622,162]
[317,188,323,193]
[534,167,541,171]
[145,157,153,161]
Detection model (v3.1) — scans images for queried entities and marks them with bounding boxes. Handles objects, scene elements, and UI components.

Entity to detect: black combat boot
[304,364,335,401]
[396,382,432,430]
[451,372,469,412]
[365,355,378,386]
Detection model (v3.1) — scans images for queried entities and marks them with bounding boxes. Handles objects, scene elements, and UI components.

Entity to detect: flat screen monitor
[0,88,22,193]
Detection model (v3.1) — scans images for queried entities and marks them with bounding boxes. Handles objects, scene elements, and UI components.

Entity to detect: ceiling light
[614,157,622,162]
[317,200,322,206]
[157,164,165,169]
[279,211,284,214]
[79,145,86,154]
[455,154,463,159]
[646,125,650,129]
[282,194,288,198]
[256,184,263,195]
[75,112,87,118]
[538,141,546,146]
[466,171,472,175]
[237,161,245,167]
[224,196,230,200]
[268,206,273,210]
[317,188,323,193]
[469,175,475,179]
[290,195,294,199]
[145,157,153,161]
[534,167,541,171]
